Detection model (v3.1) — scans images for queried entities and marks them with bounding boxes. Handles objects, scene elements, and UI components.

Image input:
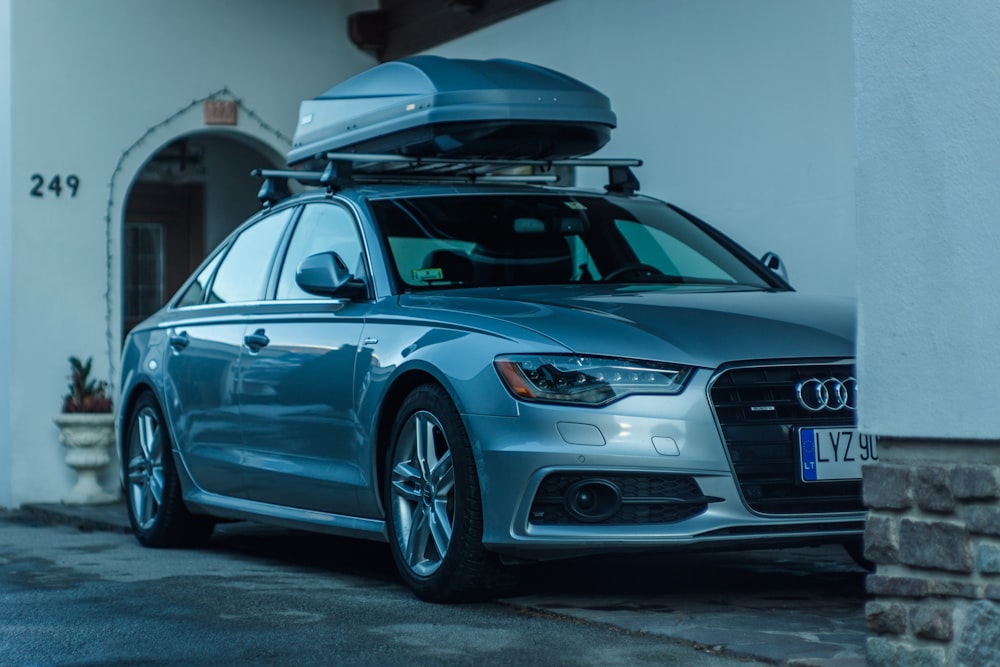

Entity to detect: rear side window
[207,209,292,303]
[176,252,223,308]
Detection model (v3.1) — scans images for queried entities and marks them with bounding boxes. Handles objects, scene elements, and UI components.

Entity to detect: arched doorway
[123,132,280,333]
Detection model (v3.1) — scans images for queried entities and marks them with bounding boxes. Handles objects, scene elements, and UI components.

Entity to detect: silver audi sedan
[117,164,871,602]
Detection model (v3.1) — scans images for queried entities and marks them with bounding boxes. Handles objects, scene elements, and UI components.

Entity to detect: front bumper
[466,376,865,560]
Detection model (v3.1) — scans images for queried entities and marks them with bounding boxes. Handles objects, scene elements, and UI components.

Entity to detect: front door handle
[168,332,190,352]
[243,328,270,352]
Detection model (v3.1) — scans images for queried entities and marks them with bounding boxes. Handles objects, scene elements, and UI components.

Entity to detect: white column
[0,0,13,508]
[855,1,1000,663]
[856,0,1000,438]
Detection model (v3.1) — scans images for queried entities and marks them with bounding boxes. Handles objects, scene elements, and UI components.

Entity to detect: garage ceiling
[348,0,554,62]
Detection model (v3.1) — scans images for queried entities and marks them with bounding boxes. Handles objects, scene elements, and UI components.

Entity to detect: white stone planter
[53,412,118,505]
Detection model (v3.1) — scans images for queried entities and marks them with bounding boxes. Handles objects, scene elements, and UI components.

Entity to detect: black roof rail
[252,153,642,205]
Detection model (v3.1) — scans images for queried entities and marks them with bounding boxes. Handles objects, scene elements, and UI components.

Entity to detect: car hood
[400,286,856,368]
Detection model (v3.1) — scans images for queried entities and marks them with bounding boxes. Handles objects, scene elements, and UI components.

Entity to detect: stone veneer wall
[864,440,1000,665]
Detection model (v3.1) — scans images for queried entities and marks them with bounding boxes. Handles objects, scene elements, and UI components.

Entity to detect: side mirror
[296,252,365,298]
[760,251,789,283]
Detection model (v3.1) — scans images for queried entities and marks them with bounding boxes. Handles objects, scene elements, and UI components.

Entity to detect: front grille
[709,362,864,515]
[529,472,713,525]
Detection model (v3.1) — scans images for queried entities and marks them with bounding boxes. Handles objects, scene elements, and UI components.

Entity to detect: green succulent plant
[62,356,113,413]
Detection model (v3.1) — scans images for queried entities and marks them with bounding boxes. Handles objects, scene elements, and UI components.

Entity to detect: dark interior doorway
[121,133,280,336]
[124,182,204,333]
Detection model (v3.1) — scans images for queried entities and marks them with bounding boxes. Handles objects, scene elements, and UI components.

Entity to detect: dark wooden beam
[348,0,555,62]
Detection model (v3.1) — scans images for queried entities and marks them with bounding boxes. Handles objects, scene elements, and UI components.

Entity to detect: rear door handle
[243,328,270,352]
[168,332,189,352]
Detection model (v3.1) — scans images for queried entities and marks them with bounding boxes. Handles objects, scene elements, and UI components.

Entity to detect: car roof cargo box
[287,56,617,166]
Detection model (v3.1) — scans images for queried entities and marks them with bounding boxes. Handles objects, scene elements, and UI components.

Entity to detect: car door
[162,207,293,497]
[237,201,372,515]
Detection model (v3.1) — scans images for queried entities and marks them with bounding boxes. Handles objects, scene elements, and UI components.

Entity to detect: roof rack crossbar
[253,167,324,181]
[252,153,642,197]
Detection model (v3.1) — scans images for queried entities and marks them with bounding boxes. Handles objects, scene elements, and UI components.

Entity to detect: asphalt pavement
[14,501,869,666]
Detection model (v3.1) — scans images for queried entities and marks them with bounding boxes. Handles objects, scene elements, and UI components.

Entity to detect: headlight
[494,354,693,406]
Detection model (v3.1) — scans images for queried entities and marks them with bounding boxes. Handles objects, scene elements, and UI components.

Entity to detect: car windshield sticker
[412,267,444,282]
[564,201,588,210]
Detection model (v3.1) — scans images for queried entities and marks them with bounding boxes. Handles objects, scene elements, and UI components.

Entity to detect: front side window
[275,203,364,300]
[208,208,292,304]
[369,194,776,291]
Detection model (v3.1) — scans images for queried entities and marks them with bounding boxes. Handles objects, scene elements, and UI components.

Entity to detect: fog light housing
[564,479,622,522]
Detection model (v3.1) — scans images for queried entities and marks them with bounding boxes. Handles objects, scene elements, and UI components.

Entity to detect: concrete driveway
[14,502,868,666]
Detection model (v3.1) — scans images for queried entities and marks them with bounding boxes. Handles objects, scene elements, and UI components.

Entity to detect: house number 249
[30,173,80,198]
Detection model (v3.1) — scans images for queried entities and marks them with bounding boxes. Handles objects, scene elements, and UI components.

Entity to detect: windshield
[369,194,778,291]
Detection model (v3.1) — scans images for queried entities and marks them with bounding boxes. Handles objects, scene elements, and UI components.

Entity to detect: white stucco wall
[199,135,284,250]
[855,1,1000,439]
[429,0,854,297]
[0,0,13,505]
[2,0,376,507]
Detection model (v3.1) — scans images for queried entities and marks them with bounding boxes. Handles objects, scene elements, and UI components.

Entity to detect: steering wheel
[601,263,664,282]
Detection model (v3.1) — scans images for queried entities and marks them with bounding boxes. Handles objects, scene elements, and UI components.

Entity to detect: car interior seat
[471,234,574,285]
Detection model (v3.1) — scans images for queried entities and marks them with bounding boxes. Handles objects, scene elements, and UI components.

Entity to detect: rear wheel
[385,384,517,602]
[124,392,214,547]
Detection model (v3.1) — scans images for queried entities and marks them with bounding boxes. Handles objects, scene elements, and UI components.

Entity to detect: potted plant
[52,356,117,504]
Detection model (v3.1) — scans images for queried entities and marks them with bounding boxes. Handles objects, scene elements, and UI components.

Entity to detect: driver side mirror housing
[296,251,366,298]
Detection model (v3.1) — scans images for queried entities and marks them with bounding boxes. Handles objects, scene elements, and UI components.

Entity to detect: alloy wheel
[127,405,165,531]
[389,409,456,577]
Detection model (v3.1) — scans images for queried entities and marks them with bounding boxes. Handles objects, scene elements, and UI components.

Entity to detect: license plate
[799,428,878,482]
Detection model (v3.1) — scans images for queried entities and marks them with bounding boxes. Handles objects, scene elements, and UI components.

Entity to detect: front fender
[352,306,569,517]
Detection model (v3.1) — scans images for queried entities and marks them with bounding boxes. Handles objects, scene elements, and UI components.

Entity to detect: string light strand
[103,88,292,389]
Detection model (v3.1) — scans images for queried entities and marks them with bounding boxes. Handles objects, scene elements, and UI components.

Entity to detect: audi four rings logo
[794,377,857,412]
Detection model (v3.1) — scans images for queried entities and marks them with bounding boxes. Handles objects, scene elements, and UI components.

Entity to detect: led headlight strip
[494,354,692,406]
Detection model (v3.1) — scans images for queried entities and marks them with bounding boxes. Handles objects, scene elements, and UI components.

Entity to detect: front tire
[385,384,516,602]
[124,392,214,547]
